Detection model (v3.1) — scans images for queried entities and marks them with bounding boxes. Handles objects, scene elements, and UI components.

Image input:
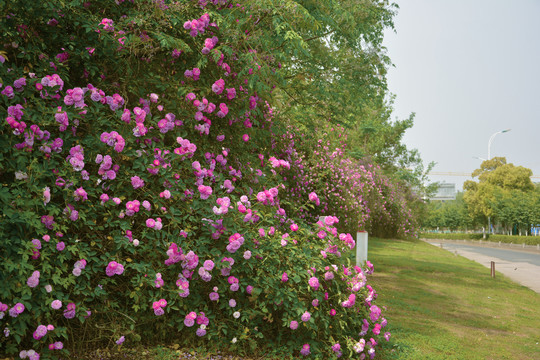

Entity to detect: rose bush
[1,1,394,359]
[0,78,391,358]
[272,125,418,237]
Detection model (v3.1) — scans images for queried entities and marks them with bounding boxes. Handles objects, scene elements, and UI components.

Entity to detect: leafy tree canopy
[464,157,534,225]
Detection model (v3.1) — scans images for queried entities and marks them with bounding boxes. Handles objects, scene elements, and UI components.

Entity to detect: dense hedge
[0,1,394,359]
[272,125,419,237]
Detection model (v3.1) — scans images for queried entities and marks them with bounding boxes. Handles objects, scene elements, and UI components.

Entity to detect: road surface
[426,240,540,293]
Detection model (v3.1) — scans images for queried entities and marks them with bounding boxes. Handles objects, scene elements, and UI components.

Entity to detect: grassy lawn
[370,238,540,360]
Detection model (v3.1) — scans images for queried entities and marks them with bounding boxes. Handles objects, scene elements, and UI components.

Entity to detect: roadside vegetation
[423,158,540,237]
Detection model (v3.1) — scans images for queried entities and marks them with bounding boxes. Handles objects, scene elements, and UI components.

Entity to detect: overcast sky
[383,0,540,190]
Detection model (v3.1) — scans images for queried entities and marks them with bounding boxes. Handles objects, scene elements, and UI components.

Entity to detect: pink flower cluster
[198,266,212,282]
[43,187,51,205]
[269,156,290,169]
[5,104,27,134]
[30,238,42,259]
[146,218,163,230]
[55,51,68,63]
[26,271,40,288]
[202,36,218,54]
[341,293,356,308]
[183,251,199,270]
[331,343,342,357]
[255,187,278,205]
[99,18,114,32]
[32,324,52,340]
[226,87,236,100]
[165,243,183,266]
[212,79,225,94]
[39,74,64,99]
[227,276,239,291]
[338,233,355,249]
[216,102,228,118]
[63,302,76,319]
[308,191,320,205]
[300,344,310,356]
[157,113,177,134]
[213,196,231,215]
[18,349,40,360]
[1,85,15,99]
[177,274,190,297]
[67,145,85,171]
[63,87,85,108]
[184,68,201,81]
[6,302,24,318]
[96,154,117,180]
[100,131,125,152]
[48,341,64,350]
[198,185,212,200]
[102,91,124,111]
[125,200,140,216]
[41,215,55,230]
[152,299,167,316]
[184,311,196,326]
[220,257,234,276]
[308,277,320,291]
[51,300,62,310]
[226,233,244,254]
[54,108,70,132]
[174,137,197,157]
[131,176,145,189]
[106,261,125,277]
[369,305,381,322]
[348,266,366,292]
[183,13,211,37]
[130,106,148,137]
[73,187,88,201]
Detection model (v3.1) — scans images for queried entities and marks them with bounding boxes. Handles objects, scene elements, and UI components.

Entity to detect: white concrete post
[356,231,368,266]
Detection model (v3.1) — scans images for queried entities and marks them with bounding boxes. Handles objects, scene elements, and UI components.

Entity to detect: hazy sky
[383,0,540,190]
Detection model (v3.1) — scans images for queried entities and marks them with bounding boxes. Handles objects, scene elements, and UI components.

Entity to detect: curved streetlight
[485,129,511,236]
[488,129,511,160]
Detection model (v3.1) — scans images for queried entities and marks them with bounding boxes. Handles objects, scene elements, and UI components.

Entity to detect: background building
[429,182,456,201]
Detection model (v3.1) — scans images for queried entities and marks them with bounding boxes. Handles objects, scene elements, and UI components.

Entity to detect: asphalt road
[433,242,540,267]
[427,240,540,293]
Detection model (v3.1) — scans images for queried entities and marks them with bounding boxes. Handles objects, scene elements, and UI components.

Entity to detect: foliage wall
[0,1,406,359]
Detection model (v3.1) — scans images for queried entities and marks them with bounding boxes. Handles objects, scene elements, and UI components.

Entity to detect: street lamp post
[488,129,511,160]
[486,129,511,236]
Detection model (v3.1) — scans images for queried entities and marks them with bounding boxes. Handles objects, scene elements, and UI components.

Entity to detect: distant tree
[422,192,473,231]
[492,188,539,235]
[464,157,535,234]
